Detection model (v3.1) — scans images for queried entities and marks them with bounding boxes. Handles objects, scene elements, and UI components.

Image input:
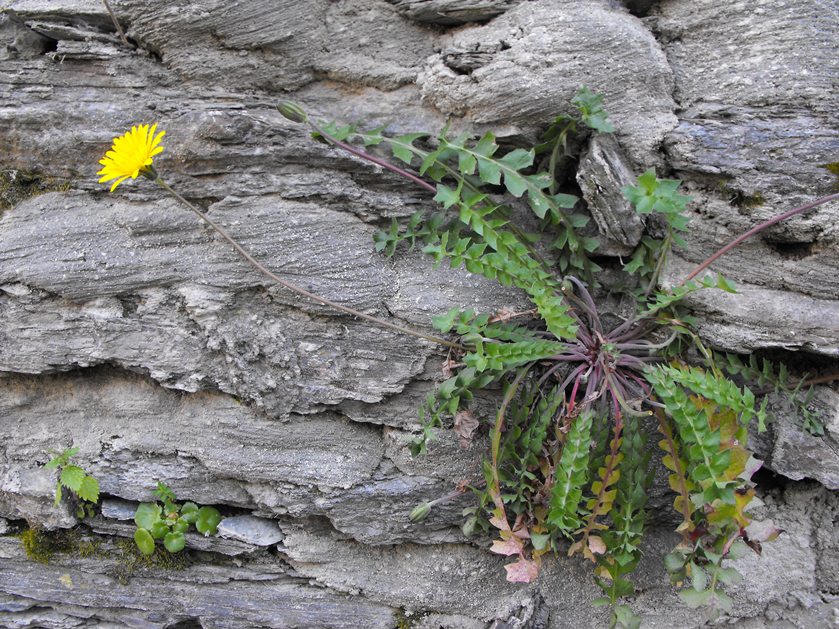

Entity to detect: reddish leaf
[746,519,783,544]
[454,410,480,449]
[490,510,511,532]
[504,557,540,583]
[588,536,607,555]
[491,536,524,556]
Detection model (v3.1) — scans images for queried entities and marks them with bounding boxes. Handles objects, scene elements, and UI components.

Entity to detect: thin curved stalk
[101,0,130,47]
[155,178,461,350]
[338,128,554,269]
[310,123,437,193]
[683,192,839,283]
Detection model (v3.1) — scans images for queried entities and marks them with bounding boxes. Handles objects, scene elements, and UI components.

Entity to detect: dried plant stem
[310,122,552,269]
[308,123,436,193]
[683,192,839,283]
[154,177,461,350]
[101,0,131,48]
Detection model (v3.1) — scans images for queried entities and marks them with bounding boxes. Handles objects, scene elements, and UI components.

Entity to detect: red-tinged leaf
[588,536,607,555]
[739,455,764,482]
[723,446,749,480]
[668,474,683,493]
[746,519,783,544]
[490,511,511,532]
[600,489,617,507]
[733,488,756,528]
[504,558,540,583]
[453,410,479,449]
[491,536,524,556]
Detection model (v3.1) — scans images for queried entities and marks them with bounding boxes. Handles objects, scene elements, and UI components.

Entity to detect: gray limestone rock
[417,0,677,167]
[1,0,838,626]
[662,256,839,356]
[576,134,645,255]
[0,536,398,629]
[0,466,75,529]
[217,514,284,546]
[752,389,839,490]
[98,498,136,521]
[385,0,521,25]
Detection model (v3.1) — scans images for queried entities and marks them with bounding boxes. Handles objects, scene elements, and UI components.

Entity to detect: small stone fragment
[217,515,284,546]
[576,134,644,255]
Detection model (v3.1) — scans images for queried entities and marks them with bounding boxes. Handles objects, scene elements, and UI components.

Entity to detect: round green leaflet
[195,506,222,536]
[150,520,169,540]
[180,502,199,524]
[134,502,162,530]
[134,528,155,556]
[163,531,186,553]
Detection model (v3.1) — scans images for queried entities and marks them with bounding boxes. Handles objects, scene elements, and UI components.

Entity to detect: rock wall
[0,1,837,627]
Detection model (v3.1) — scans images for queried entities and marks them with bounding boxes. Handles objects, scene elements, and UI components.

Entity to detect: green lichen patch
[0,170,71,212]
[18,528,81,564]
[109,538,191,585]
[821,162,839,191]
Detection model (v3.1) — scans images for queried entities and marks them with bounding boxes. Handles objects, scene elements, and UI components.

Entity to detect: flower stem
[308,123,437,193]
[101,0,131,48]
[682,192,839,283]
[154,177,461,350]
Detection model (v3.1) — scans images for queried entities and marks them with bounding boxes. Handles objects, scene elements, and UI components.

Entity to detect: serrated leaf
[690,562,707,591]
[77,475,99,503]
[498,148,534,170]
[391,133,426,164]
[716,274,737,293]
[59,466,85,492]
[504,557,539,583]
[477,157,501,185]
[458,150,477,175]
[490,535,524,556]
[588,536,607,555]
[531,533,550,551]
[434,183,460,209]
[664,551,687,573]
[503,171,528,198]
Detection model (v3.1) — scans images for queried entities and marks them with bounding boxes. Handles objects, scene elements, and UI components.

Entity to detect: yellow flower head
[97,123,165,191]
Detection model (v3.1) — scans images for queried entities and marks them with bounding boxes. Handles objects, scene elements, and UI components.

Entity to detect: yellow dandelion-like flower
[97,123,165,191]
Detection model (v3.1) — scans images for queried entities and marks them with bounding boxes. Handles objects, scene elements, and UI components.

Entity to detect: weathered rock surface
[654,0,839,354]
[1,0,838,627]
[418,0,677,167]
[576,134,645,255]
[385,0,521,25]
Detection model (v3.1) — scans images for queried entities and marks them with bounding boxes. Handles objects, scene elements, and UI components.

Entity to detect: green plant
[132,482,222,555]
[273,91,838,625]
[44,446,100,519]
[97,92,838,625]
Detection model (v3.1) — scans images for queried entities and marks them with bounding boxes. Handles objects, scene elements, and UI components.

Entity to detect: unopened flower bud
[409,502,431,523]
[461,515,478,537]
[277,101,308,124]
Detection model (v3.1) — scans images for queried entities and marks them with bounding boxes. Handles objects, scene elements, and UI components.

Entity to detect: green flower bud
[409,502,432,523]
[461,515,478,537]
[277,101,308,124]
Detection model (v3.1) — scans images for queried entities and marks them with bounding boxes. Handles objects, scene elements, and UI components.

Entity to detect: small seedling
[45,447,100,519]
[133,482,222,555]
